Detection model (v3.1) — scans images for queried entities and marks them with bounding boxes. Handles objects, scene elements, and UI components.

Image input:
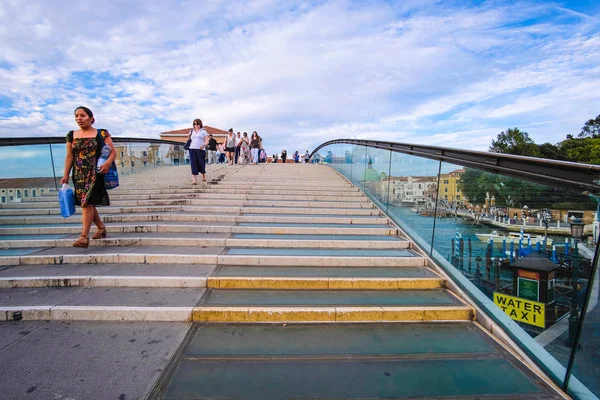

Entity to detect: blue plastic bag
[97,139,119,190]
[59,183,75,218]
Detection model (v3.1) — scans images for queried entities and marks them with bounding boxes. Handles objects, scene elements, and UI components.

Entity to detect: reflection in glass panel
[438,161,599,392]
[363,146,391,214]
[348,145,368,190]
[111,142,187,177]
[569,239,600,396]
[385,152,441,254]
[0,144,59,204]
[317,143,600,394]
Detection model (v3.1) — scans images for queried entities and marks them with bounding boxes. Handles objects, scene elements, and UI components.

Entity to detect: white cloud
[0,0,599,158]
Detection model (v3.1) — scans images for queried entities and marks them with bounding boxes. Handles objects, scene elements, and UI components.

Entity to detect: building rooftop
[161,126,228,137]
[0,177,58,188]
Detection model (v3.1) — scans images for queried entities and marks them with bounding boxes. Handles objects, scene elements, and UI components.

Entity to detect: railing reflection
[0,138,185,205]
[315,140,600,399]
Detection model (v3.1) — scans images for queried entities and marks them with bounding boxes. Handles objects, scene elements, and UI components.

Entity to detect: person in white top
[187,118,208,184]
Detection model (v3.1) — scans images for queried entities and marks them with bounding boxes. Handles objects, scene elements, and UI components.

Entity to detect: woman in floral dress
[239,132,252,164]
[60,106,116,248]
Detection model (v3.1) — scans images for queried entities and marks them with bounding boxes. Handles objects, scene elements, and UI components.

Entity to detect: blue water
[387,205,561,263]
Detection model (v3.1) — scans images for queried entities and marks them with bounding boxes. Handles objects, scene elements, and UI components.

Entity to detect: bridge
[0,137,598,399]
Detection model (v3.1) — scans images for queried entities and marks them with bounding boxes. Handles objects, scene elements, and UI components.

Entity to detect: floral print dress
[239,138,252,164]
[66,129,110,207]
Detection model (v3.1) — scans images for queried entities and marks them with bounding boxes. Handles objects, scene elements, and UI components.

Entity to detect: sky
[1,0,599,156]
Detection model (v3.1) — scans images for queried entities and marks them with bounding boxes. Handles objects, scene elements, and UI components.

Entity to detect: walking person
[259,148,267,163]
[225,129,236,166]
[293,150,300,163]
[250,131,262,164]
[239,132,252,164]
[304,150,310,163]
[281,149,287,164]
[206,134,218,165]
[60,106,116,248]
[234,132,242,164]
[187,118,208,184]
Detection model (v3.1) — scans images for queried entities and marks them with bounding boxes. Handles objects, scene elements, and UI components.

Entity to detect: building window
[443,180,449,184]
[142,151,148,157]
[1,196,5,203]
[24,189,29,197]
[444,188,448,192]
[32,190,37,197]
[121,152,124,157]
[16,190,21,198]
[121,162,125,168]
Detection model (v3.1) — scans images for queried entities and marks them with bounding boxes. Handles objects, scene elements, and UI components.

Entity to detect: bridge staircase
[0,163,566,399]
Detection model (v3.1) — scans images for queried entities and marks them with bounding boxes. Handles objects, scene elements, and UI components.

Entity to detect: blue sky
[0,0,599,156]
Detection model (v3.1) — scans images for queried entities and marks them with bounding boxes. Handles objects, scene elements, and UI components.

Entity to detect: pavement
[0,321,190,400]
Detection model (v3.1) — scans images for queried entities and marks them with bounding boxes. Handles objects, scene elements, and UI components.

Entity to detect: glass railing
[0,137,189,205]
[315,139,600,399]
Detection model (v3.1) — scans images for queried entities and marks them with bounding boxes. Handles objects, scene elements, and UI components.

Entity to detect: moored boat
[475,230,553,245]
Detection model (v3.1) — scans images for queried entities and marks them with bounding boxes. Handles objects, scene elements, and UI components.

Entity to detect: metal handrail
[0,136,183,146]
[311,139,600,194]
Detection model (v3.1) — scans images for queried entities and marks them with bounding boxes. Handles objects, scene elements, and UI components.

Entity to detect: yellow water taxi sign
[493,292,545,329]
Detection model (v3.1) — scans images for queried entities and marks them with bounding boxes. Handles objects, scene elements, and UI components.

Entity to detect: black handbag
[183,129,192,150]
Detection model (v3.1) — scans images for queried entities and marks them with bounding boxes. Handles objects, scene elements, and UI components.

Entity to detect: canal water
[387,205,564,263]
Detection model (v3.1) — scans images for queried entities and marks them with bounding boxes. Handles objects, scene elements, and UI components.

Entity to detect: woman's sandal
[73,235,89,248]
[92,226,107,239]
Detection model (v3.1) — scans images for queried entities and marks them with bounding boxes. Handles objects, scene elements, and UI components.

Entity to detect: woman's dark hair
[193,119,203,128]
[74,106,95,124]
[252,131,258,138]
[243,132,248,136]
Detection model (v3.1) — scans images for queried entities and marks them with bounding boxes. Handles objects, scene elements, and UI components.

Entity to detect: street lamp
[566,217,584,347]
[541,210,552,249]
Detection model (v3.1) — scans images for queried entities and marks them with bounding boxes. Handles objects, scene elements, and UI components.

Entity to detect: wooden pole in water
[468,238,472,273]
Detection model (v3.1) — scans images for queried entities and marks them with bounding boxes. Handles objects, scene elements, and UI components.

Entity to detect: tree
[538,142,564,160]
[489,128,540,156]
[559,137,600,165]
[578,114,600,138]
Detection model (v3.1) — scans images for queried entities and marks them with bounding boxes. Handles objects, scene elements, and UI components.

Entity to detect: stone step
[49,187,365,196]
[0,288,472,322]
[0,205,380,216]
[5,199,374,209]
[0,213,389,226]
[0,249,424,268]
[0,263,215,288]
[208,276,443,290]
[0,286,203,321]
[23,192,371,203]
[0,232,410,249]
[193,288,473,322]
[0,265,438,290]
[0,222,397,236]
